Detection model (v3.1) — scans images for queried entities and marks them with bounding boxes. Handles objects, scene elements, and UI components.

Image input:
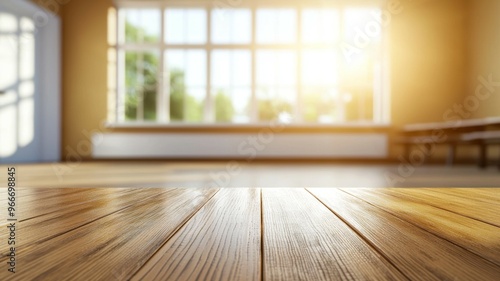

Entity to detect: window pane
[256,9,296,44]
[343,8,380,121]
[212,88,251,123]
[116,6,384,125]
[302,87,343,123]
[212,50,251,123]
[344,8,382,45]
[302,50,337,86]
[124,51,159,121]
[257,50,296,87]
[212,9,251,44]
[256,88,296,123]
[166,50,206,122]
[123,9,160,43]
[257,50,296,122]
[302,50,339,123]
[165,9,206,44]
[302,9,339,44]
[343,50,376,122]
[212,50,250,88]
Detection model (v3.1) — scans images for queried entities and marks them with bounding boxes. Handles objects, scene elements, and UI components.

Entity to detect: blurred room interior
[0,0,499,280]
[1,0,500,188]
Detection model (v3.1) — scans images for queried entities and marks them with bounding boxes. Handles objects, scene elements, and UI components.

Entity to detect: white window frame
[113,0,390,125]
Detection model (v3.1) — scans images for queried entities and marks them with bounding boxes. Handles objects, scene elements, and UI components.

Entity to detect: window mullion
[339,8,346,122]
[116,4,386,125]
[205,6,212,123]
[115,9,122,122]
[251,7,257,123]
[296,8,302,123]
[137,52,144,121]
[381,23,391,123]
[158,6,167,122]
[118,9,128,122]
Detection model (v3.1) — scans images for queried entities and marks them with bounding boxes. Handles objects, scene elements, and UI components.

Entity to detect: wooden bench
[461,131,500,168]
[398,117,500,168]
[396,135,462,166]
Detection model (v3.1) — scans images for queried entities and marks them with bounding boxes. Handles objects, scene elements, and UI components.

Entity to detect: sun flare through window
[115,2,388,125]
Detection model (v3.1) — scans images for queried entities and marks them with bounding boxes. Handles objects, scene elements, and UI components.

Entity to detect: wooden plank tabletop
[402,117,500,132]
[0,187,498,280]
[133,188,261,281]
[309,188,500,280]
[262,188,406,280]
[343,188,500,266]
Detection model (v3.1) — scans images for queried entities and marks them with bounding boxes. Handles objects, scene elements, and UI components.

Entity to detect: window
[115,2,388,124]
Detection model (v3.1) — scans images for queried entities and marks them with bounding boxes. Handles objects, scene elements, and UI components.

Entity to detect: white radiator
[92,133,388,159]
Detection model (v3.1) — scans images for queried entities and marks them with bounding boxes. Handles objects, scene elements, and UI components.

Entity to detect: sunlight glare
[21,17,34,32]
[18,98,34,147]
[20,32,34,80]
[108,7,117,45]
[0,12,17,32]
[0,35,17,91]
[0,105,17,157]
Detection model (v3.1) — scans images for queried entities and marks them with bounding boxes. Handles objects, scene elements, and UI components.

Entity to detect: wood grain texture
[379,188,500,227]
[262,188,407,281]
[0,188,160,256]
[17,188,137,220]
[343,188,500,266]
[0,188,133,222]
[0,188,134,225]
[0,188,93,209]
[0,188,218,281]
[132,188,261,281]
[429,188,500,204]
[0,186,498,280]
[309,188,500,281]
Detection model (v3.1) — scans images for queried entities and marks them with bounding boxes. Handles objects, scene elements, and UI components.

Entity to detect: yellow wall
[390,0,467,126]
[468,0,500,118]
[467,0,500,161]
[388,0,468,160]
[58,0,468,159]
[61,0,111,160]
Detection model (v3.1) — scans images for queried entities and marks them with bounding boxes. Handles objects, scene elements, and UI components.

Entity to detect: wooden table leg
[404,143,410,160]
[478,143,487,169]
[446,144,456,166]
[497,145,500,170]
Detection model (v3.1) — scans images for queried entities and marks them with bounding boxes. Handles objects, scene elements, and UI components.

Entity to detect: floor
[5,161,500,188]
[0,187,498,280]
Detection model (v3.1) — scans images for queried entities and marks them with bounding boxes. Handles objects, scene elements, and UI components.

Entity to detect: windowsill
[105,121,392,132]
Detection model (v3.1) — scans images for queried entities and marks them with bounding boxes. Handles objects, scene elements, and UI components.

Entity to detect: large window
[115,2,388,124]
